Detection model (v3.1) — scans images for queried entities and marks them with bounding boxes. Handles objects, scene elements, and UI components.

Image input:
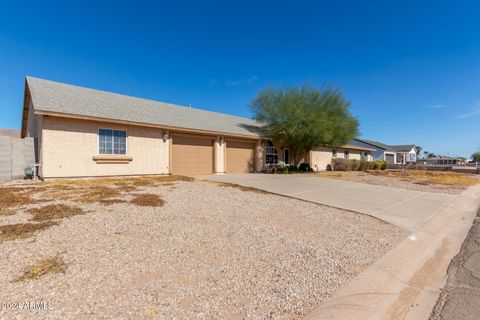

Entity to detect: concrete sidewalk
[304,185,480,320]
[195,174,454,231]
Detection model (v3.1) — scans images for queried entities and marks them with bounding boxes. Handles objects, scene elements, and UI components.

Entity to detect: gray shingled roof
[26,76,262,137]
[354,138,415,152]
[389,144,416,152]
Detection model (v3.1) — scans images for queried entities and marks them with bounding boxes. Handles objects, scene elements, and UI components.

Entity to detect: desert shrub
[381,160,389,170]
[332,158,350,171]
[276,165,303,174]
[359,160,367,171]
[366,161,375,170]
[349,159,360,171]
[276,167,287,174]
[298,163,312,173]
[287,165,299,173]
[373,160,384,170]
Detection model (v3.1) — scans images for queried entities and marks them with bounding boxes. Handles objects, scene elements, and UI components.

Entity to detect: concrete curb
[304,185,480,320]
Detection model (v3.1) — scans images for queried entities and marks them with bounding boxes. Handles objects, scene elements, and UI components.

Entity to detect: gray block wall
[0,136,35,180]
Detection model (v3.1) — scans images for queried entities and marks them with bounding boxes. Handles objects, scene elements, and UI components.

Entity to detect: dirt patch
[312,171,472,194]
[130,194,165,207]
[29,204,84,222]
[371,170,479,187]
[0,187,39,212]
[76,186,122,204]
[13,254,67,282]
[0,209,15,217]
[114,175,194,188]
[0,222,58,244]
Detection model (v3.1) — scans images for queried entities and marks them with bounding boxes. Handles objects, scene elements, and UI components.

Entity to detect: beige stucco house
[21,77,373,178]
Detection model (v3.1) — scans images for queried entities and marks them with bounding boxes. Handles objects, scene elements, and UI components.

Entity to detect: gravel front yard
[0,177,406,319]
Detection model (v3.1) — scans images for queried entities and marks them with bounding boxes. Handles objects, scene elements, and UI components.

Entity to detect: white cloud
[457,109,480,119]
[224,75,258,87]
[208,75,258,87]
[427,104,447,109]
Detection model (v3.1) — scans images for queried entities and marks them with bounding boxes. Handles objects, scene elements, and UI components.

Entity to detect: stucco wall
[310,146,367,171]
[41,117,170,178]
[0,136,35,180]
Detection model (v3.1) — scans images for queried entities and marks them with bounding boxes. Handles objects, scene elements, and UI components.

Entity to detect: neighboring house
[351,138,418,165]
[21,77,373,178]
[421,156,466,166]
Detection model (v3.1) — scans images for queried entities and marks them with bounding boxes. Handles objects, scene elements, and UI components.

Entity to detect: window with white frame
[266,141,278,164]
[344,150,349,159]
[99,129,127,155]
[396,153,403,164]
[360,151,366,161]
[332,149,337,158]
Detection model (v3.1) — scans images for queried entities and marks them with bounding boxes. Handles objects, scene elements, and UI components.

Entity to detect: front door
[284,148,290,165]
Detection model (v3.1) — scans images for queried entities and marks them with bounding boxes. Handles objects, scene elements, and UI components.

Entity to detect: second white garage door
[171,135,214,175]
[226,139,255,173]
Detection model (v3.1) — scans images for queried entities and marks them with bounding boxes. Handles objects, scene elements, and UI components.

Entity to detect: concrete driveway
[195,173,455,231]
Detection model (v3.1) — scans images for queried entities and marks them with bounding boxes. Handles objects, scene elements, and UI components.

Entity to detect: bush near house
[366,161,375,170]
[359,160,367,171]
[331,158,350,171]
[298,163,313,173]
[373,160,384,170]
[332,159,388,171]
[349,159,360,171]
[276,163,313,174]
[381,160,389,170]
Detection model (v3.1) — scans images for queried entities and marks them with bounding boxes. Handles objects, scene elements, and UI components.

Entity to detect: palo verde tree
[251,84,359,165]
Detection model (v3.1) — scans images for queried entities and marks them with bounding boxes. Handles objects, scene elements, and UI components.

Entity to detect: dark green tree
[416,146,422,156]
[251,84,359,165]
[471,152,480,162]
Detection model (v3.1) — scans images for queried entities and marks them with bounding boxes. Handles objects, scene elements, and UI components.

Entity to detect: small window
[344,151,349,159]
[99,129,127,155]
[360,152,366,161]
[396,153,403,164]
[332,149,337,158]
[266,141,278,164]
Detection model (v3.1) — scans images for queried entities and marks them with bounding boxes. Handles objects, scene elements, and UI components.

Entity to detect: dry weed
[0,221,58,244]
[29,204,84,222]
[13,254,67,282]
[372,170,479,186]
[130,194,165,207]
[215,182,268,194]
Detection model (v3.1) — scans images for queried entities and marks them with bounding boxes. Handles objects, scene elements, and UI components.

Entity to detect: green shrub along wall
[275,163,313,174]
[331,158,388,171]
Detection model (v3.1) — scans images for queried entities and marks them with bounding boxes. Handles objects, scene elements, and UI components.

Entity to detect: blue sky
[0,1,479,157]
